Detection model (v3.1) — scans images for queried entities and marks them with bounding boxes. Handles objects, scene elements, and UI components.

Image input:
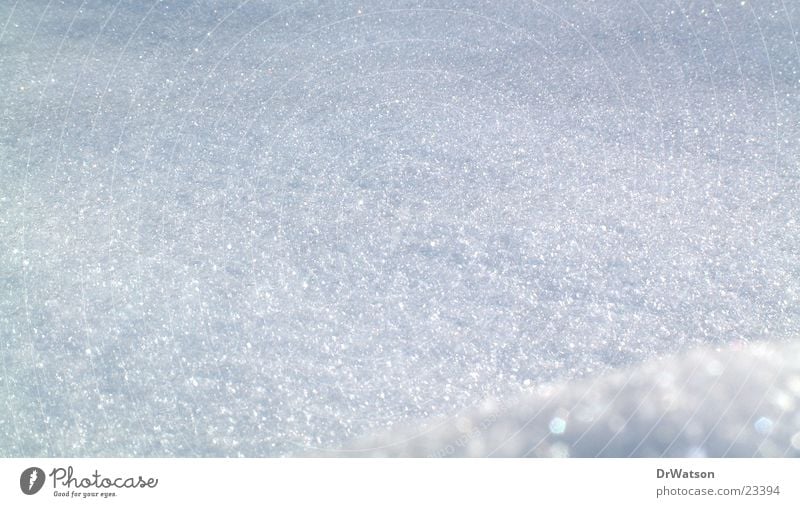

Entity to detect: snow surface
[0,0,798,457]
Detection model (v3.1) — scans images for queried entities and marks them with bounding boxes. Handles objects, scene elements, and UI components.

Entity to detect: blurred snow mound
[329,342,800,457]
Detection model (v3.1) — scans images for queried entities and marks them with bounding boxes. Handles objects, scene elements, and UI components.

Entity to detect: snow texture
[0,0,798,457]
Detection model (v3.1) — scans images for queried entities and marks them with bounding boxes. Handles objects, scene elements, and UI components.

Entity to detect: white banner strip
[2,459,797,506]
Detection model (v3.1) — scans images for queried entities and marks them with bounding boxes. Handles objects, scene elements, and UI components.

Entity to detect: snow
[0,0,798,457]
